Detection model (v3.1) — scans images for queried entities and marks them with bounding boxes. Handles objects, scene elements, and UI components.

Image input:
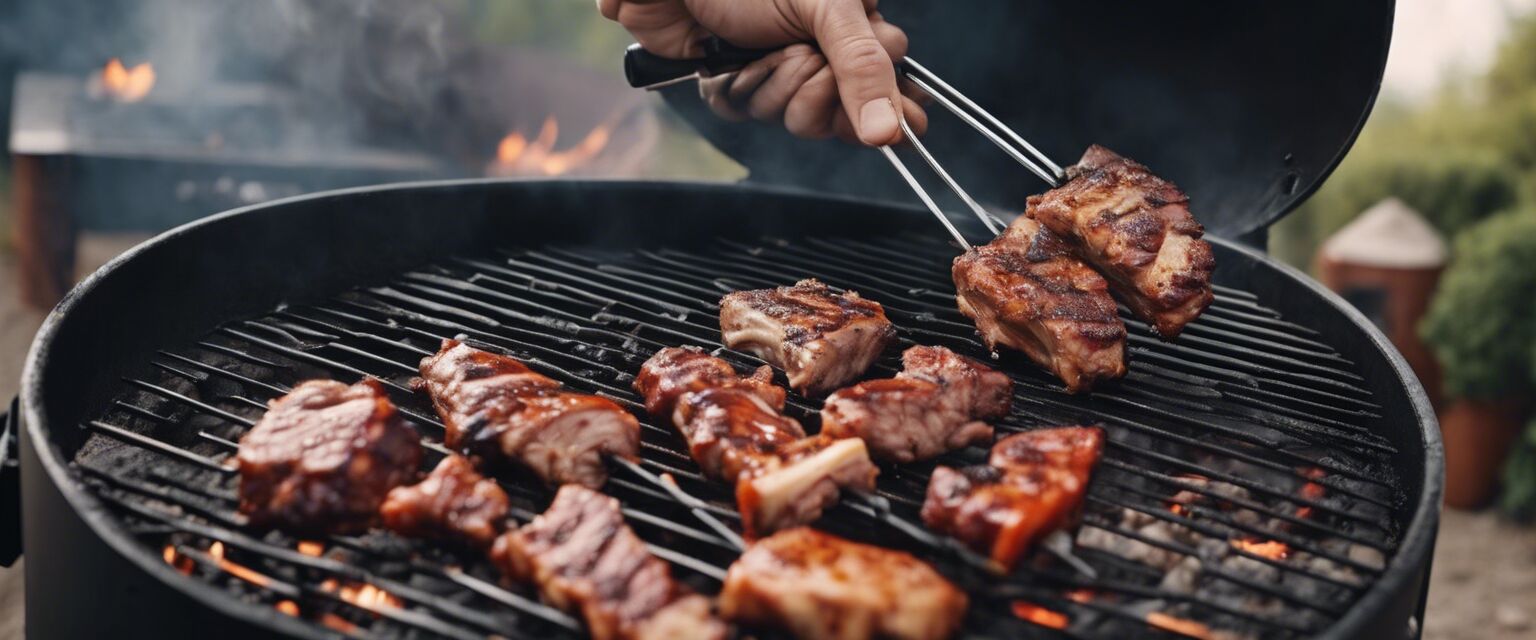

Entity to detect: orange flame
[320,613,358,634]
[207,541,272,587]
[323,578,403,611]
[1065,588,1096,603]
[161,545,195,575]
[1011,601,1070,629]
[1296,467,1326,520]
[492,116,612,176]
[101,58,155,102]
[297,541,325,557]
[1232,538,1290,560]
[1147,612,1213,639]
[276,600,300,617]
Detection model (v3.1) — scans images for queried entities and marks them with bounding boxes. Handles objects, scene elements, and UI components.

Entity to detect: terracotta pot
[1439,397,1529,509]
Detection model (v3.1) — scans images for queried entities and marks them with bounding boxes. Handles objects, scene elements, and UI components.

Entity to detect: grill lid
[662,0,1394,240]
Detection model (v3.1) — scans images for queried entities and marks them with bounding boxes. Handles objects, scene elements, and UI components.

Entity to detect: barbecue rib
[491,485,727,640]
[821,345,1012,462]
[417,339,640,488]
[379,454,510,549]
[1027,145,1216,338]
[237,378,421,533]
[952,217,1127,392]
[719,279,896,395]
[921,426,1103,569]
[632,345,785,415]
[720,527,968,640]
[637,349,879,537]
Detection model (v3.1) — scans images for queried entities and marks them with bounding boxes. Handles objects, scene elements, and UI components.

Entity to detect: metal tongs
[625,40,1066,250]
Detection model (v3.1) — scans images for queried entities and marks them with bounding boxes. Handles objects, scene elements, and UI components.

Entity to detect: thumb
[807,0,903,145]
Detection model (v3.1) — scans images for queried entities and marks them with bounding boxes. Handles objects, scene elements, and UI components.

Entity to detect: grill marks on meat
[632,346,785,416]
[418,339,639,488]
[237,379,422,534]
[719,279,896,395]
[379,454,509,549]
[1027,145,1216,338]
[952,217,1127,392]
[822,345,1012,462]
[637,349,878,538]
[721,527,968,640]
[491,485,727,640]
[921,427,1103,570]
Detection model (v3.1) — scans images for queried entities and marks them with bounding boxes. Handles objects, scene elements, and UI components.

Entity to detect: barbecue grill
[3,2,1440,638]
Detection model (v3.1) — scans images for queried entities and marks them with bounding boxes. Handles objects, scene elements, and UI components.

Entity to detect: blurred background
[1,1,1534,638]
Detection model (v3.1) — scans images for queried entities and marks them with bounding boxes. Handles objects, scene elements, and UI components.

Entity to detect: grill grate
[70,230,1405,639]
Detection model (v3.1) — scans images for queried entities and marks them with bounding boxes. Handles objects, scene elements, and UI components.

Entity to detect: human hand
[599,0,927,145]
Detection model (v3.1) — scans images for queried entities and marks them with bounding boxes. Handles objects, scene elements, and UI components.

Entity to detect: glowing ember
[323,578,403,611]
[161,545,194,575]
[1065,588,1096,603]
[1011,601,1069,629]
[1296,467,1326,519]
[275,600,300,617]
[1168,501,1190,516]
[491,116,613,176]
[1231,537,1290,560]
[210,541,225,558]
[1146,612,1213,639]
[100,58,155,102]
[320,613,358,634]
[297,541,324,557]
[205,541,273,587]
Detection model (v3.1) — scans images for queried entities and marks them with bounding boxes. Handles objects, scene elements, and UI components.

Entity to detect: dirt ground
[0,234,1533,639]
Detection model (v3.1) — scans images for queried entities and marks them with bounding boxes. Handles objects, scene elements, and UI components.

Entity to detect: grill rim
[17,178,1443,639]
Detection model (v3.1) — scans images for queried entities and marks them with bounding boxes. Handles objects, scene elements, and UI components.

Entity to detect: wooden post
[10,154,76,309]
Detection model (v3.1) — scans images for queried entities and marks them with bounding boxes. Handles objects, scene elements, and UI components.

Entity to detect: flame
[1011,601,1069,629]
[492,116,613,176]
[276,600,300,617]
[1065,588,1096,603]
[1232,538,1290,560]
[320,613,358,634]
[1146,612,1213,639]
[1296,467,1326,520]
[101,58,155,102]
[1168,501,1190,517]
[297,541,325,557]
[206,541,272,587]
[161,545,194,575]
[323,578,403,611]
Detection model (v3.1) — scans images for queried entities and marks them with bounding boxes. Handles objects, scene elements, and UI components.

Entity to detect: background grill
[69,218,1409,639]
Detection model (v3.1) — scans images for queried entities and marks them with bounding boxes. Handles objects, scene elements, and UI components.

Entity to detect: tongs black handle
[624,38,776,89]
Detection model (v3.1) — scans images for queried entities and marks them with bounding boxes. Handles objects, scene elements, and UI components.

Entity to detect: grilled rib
[418,339,640,488]
[821,345,1012,462]
[638,349,879,538]
[1027,145,1216,338]
[952,217,1127,392]
[491,485,727,640]
[632,345,785,416]
[720,527,968,640]
[921,426,1103,569]
[379,454,510,549]
[237,378,421,534]
[719,279,896,395]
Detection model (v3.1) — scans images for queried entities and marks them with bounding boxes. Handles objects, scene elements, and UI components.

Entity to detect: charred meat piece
[379,454,509,549]
[637,349,879,537]
[921,427,1103,569]
[719,279,896,395]
[952,217,1127,392]
[418,339,640,488]
[633,345,785,415]
[721,527,968,640]
[491,485,727,640]
[821,345,1012,462]
[1026,145,1215,338]
[237,379,421,533]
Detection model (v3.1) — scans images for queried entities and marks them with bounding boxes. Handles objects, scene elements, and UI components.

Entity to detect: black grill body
[10,180,1440,639]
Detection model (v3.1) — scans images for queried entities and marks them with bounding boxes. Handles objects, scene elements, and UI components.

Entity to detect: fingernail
[858,98,900,145]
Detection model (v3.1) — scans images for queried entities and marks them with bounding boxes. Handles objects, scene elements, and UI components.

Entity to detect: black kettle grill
[2,1,1441,639]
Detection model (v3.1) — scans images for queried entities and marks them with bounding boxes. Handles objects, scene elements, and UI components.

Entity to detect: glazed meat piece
[380,454,509,549]
[670,385,878,537]
[491,485,727,640]
[921,427,1103,569]
[633,345,785,415]
[719,279,897,395]
[1026,145,1215,338]
[418,339,640,488]
[637,348,879,537]
[237,379,421,533]
[721,527,968,640]
[952,217,1127,392]
[822,345,1012,462]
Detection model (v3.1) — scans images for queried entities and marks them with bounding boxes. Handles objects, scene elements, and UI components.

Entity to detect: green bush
[1502,416,1536,521]
[1419,209,1536,399]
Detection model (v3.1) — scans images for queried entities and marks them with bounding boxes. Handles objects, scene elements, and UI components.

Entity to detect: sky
[1383,0,1536,100]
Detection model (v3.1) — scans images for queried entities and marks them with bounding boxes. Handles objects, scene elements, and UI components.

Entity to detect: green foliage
[1500,415,1536,522]
[1418,209,1536,399]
